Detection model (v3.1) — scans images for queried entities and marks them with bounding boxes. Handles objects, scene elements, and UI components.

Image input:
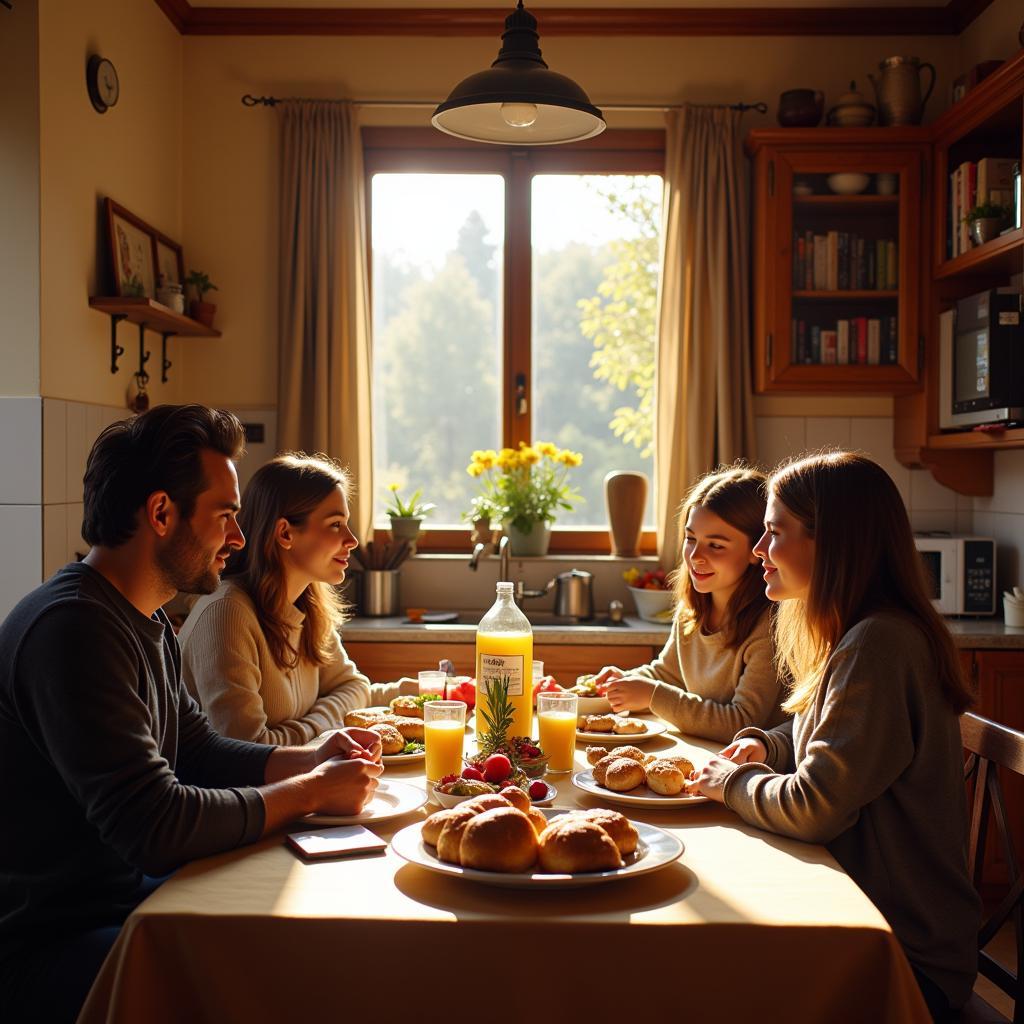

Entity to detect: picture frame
[105,199,158,299]
[154,232,185,288]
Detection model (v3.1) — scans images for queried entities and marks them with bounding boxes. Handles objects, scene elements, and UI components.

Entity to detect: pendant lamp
[432,1,606,146]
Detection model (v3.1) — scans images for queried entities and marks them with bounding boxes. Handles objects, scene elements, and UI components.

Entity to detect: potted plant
[964,202,1010,246]
[464,442,583,557]
[184,269,219,327]
[384,483,435,545]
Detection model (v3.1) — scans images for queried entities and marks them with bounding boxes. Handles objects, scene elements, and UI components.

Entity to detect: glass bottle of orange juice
[475,582,533,742]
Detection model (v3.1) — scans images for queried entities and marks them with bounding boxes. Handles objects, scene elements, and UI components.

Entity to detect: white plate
[575,719,668,744]
[305,780,427,826]
[382,749,426,765]
[391,807,683,889]
[430,780,557,809]
[572,769,709,807]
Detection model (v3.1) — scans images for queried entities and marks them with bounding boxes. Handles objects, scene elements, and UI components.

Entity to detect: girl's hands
[683,755,737,803]
[592,665,625,687]
[605,677,656,714]
[719,737,767,765]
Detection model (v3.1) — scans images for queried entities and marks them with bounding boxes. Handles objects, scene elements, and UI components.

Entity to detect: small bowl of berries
[432,767,556,809]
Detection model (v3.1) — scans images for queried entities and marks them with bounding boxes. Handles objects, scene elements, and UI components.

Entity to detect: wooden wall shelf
[89,297,220,382]
[934,228,1024,280]
[927,428,1024,451]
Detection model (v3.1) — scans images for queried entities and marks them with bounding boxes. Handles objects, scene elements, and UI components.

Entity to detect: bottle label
[478,655,524,697]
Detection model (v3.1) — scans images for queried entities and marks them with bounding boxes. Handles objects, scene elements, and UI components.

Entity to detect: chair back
[962,711,1024,1023]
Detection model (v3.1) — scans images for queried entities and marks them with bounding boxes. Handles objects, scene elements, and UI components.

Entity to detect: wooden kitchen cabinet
[344,642,659,686]
[964,649,1024,893]
[747,128,929,394]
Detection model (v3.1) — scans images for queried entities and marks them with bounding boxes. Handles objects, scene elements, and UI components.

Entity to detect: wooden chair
[961,712,1024,1024]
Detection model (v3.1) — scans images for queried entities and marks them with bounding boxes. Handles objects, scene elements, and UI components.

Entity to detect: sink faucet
[468,540,490,571]
[498,534,512,584]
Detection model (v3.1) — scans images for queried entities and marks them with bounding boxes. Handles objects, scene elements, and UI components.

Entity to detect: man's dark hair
[82,404,245,548]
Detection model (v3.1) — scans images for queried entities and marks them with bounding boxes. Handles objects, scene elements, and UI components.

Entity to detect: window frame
[363,127,664,554]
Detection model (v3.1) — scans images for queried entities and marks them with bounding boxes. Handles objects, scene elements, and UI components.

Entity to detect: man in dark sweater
[0,405,383,1023]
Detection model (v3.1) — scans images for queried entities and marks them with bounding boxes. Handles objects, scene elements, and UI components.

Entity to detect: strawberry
[528,780,548,800]
[439,774,458,786]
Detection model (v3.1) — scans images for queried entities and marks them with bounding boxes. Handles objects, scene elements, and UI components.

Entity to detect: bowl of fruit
[433,761,556,808]
[566,674,612,715]
[623,567,675,623]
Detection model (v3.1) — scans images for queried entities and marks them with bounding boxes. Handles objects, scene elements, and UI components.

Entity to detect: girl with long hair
[179,453,413,744]
[594,465,785,742]
[686,452,978,1019]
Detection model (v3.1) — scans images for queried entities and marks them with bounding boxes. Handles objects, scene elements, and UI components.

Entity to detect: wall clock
[87,55,119,114]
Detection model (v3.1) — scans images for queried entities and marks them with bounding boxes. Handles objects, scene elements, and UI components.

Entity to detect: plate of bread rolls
[570,744,708,806]
[391,792,683,888]
[575,715,667,744]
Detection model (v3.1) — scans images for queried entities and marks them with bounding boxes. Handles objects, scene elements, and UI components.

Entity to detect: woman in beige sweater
[686,452,979,1020]
[179,453,413,745]
[595,465,785,742]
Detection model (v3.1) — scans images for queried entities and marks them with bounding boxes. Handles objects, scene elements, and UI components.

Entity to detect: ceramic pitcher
[869,56,936,125]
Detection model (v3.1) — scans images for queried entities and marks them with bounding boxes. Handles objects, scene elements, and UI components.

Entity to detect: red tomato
[450,680,476,709]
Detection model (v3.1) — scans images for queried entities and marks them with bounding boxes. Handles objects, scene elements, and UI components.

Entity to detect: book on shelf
[789,315,898,366]
[792,231,899,291]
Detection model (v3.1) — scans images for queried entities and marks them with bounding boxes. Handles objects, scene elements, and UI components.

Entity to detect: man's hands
[314,727,382,766]
[307,755,382,817]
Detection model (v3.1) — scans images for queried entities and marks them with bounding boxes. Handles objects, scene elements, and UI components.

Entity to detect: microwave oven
[938,289,1023,430]
[914,535,996,616]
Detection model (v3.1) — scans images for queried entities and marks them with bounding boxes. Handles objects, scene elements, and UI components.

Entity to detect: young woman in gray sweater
[685,451,979,1021]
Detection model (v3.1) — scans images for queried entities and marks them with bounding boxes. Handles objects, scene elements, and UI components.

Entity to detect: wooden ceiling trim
[159,4,968,38]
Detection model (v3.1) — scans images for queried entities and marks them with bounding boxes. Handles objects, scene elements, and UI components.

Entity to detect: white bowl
[826,172,870,195]
[575,694,612,715]
[431,781,556,808]
[627,586,675,623]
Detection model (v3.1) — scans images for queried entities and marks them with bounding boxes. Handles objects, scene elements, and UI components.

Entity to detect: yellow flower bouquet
[465,442,583,537]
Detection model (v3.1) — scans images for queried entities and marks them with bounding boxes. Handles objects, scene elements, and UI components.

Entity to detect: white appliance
[914,534,996,616]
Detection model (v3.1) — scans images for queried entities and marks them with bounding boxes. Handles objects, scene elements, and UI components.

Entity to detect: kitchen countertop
[342,614,1024,649]
[342,614,672,646]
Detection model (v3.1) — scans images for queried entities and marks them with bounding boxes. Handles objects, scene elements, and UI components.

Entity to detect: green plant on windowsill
[384,484,435,545]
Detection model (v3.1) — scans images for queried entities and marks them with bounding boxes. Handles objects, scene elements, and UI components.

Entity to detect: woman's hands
[605,677,657,714]
[719,737,767,765]
[683,737,767,802]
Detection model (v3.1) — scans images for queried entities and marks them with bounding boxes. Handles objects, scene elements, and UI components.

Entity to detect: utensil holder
[1005,597,1024,628]
[362,569,401,617]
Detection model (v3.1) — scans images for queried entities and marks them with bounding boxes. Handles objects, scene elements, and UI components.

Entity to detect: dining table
[78,717,931,1023]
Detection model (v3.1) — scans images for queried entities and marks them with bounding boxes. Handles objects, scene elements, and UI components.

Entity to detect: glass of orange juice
[537,692,578,773]
[424,700,466,782]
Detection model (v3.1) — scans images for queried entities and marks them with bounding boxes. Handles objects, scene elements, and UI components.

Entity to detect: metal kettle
[550,569,595,620]
[517,568,595,620]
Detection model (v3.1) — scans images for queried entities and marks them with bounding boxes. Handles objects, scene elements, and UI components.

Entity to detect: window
[365,129,664,552]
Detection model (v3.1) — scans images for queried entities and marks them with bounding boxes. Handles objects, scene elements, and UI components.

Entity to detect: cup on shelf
[1004,594,1024,628]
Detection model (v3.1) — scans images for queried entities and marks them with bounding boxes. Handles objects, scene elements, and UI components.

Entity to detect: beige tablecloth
[79,725,930,1024]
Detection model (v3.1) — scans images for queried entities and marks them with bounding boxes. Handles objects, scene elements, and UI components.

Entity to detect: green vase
[502,520,552,557]
[389,516,422,545]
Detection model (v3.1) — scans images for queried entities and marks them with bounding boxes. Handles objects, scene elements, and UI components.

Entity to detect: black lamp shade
[432,3,605,146]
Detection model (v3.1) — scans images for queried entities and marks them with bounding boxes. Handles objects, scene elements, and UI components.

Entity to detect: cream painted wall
[959,0,1022,68]
[180,31,960,409]
[37,0,183,407]
[0,0,40,396]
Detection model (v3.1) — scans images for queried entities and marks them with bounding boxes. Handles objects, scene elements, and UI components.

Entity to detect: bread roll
[389,695,424,719]
[604,757,645,792]
[645,759,685,796]
[459,808,538,873]
[436,808,478,864]
[612,717,647,735]
[586,745,611,767]
[498,786,530,813]
[423,807,467,848]
[660,754,695,777]
[344,709,386,729]
[368,722,405,755]
[462,794,511,815]
[525,807,548,836]
[573,808,639,855]
[580,714,615,733]
[537,819,622,873]
[390,716,425,742]
[608,745,651,766]
[592,754,621,787]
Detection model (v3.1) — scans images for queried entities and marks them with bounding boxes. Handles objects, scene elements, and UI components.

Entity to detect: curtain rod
[241,94,768,114]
